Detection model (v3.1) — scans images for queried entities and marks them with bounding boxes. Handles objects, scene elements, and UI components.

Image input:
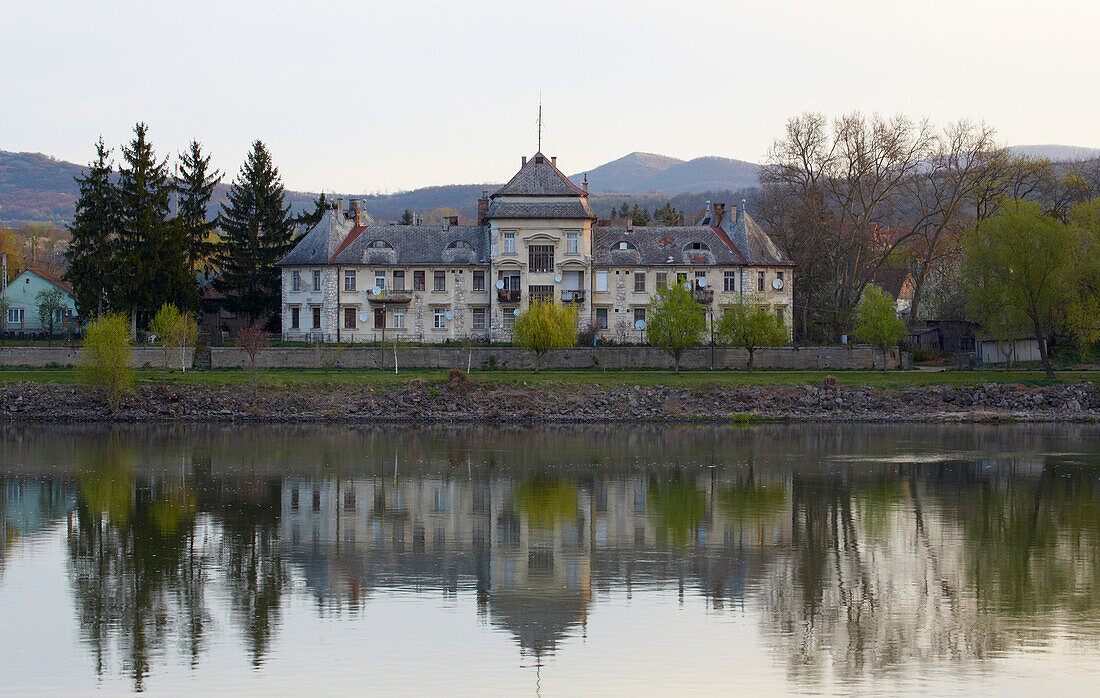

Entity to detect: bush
[513,301,578,373]
[81,313,133,410]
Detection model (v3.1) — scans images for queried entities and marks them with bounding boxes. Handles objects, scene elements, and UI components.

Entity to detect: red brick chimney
[477,191,490,225]
[713,203,726,226]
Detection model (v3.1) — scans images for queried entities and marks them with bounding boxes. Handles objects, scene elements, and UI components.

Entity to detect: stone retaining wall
[0,347,195,368]
[210,345,898,370]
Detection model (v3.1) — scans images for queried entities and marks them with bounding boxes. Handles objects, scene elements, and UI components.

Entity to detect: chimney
[336,197,344,215]
[351,199,362,226]
[583,173,588,194]
[448,215,459,227]
[442,216,450,231]
[477,191,490,225]
[522,156,527,167]
[713,203,726,226]
[741,198,747,217]
[551,156,557,168]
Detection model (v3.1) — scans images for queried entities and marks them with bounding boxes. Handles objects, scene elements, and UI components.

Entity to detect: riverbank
[2,376,1097,423]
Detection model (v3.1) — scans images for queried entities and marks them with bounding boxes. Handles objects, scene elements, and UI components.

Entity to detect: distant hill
[1007,144,1100,161]
[570,151,760,194]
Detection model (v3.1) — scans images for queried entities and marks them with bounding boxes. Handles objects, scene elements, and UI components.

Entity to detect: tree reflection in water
[1,424,1092,689]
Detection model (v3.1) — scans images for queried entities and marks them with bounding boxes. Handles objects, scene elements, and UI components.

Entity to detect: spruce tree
[66,137,121,319]
[214,140,294,328]
[175,140,221,279]
[115,123,193,328]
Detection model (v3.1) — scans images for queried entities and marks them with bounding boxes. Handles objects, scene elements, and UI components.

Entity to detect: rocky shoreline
[1,377,1098,424]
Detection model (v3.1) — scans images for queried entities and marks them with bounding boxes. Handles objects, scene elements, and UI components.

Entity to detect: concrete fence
[0,347,195,369]
[210,345,899,371]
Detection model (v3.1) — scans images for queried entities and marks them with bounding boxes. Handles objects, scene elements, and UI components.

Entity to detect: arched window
[367,240,393,249]
[447,240,474,250]
[683,242,710,252]
[612,240,637,252]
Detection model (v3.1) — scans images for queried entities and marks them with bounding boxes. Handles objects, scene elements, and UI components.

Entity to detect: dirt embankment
[2,377,1098,423]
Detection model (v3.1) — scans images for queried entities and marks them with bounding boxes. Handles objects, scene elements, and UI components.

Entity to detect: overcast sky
[2,0,1097,193]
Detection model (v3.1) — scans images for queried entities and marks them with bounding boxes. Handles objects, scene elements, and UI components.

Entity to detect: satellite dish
[358,312,369,323]
[513,308,520,316]
[634,319,646,331]
[682,282,692,291]
[445,310,454,320]
[555,274,562,283]
[496,280,505,290]
[372,285,382,296]
[697,277,708,288]
[772,278,784,290]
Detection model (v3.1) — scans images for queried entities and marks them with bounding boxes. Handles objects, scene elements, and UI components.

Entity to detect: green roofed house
[2,267,78,335]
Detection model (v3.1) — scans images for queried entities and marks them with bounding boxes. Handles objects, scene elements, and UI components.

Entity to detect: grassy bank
[0,367,1095,389]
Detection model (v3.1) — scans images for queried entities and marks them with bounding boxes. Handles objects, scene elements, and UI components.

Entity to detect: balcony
[498,288,521,303]
[561,289,586,303]
[367,289,412,304]
[693,288,714,304]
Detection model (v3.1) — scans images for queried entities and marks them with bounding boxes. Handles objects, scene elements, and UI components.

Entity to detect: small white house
[1,267,78,334]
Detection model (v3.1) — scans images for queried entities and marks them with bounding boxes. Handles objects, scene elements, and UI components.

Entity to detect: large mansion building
[278,152,793,343]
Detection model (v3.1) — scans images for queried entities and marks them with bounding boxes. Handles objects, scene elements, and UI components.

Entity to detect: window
[290,307,300,329]
[776,306,785,324]
[312,270,321,290]
[502,273,520,291]
[502,232,516,254]
[393,270,405,290]
[344,307,357,329]
[503,312,516,330]
[634,271,646,293]
[447,240,473,250]
[614,241,636,252]
[529,245,554,273]
[595,270,608,292]
[472,307,486,331]
[433,308,447,329]
[344,270,356,291]
[393,309,406,329]
[375,271,386,292]
[656,272,667,288]
[758,271,766,292]
[367,240,392,249]
[676,272,687,284]
[595,308,608,329]
[724,271,736,292]
[633,308,646,326]
[374,308,385,329]
[414,270,425,291]
[695,271,707,285]
[434,271,446,291]
[684,242,710,251]
[473,271,485,291]
[566,232,579,254]
[312,307,322,329]
[6,308,23,324]
[291,270,301,292]
[529,285,554,303]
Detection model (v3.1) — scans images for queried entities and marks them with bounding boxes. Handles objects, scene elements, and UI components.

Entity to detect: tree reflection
[646,475,705,547]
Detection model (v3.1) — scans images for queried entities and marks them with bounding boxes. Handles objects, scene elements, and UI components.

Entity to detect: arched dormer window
[683,241,710,252]
[447,240,474,250]
[367,240,393,249]
[612,240,637,252]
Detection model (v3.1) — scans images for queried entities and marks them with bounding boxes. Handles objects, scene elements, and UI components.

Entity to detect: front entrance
[374,308,385,330]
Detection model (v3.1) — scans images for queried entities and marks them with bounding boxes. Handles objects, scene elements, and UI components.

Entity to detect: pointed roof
[492,153,587,198]
[277,209,354,266]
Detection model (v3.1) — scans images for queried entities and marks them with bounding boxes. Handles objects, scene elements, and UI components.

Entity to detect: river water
[2,424,1100,695]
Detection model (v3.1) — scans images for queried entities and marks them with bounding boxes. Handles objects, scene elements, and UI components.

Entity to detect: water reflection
[2,424,1100,692]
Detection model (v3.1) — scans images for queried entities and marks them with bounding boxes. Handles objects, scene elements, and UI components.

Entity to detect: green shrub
[81,313,133,410]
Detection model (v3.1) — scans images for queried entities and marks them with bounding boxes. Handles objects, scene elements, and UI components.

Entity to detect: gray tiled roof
[593,227,747,266]
[697,203,794,266]
[278,209,353,266]
[487,199,595,220]
[331,225,490,266]
[492,153,587,197]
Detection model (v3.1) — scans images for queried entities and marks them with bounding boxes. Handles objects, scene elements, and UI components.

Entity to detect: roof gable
[492,153,587,198]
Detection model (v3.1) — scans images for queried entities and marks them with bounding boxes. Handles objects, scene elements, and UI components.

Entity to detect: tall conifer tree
[115,123,193,328]
[214,140,294,328]
[175,140,221,279]
[66,137,121,319]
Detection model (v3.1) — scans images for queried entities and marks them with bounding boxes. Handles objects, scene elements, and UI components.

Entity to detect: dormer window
[367,240,392,249]
[613,241,637,252]
[684,242,710,252]
[447,240,474,250]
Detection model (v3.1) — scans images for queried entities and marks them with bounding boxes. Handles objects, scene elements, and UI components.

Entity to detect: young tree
[0,225,24,283]
[66,137,121,319]
[512,300,578,373]
[36,287,66,343]
[654,202,681,226]
[215,141,294,329]
[169,310,198,374]
[149,303,183,381]
[81,313,133,411]
[1064,200,1100,358]
[175,140,222,279]
[962,201,1072,378]
[647,283,706,373]
[236,326,270,400]
[853,285,907,372]
[115,123,193,330]
[717,301,788,372]
[399,209,414,225]
[0,294,10,347]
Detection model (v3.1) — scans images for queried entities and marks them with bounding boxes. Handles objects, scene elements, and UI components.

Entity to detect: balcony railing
[561,289,586,303]
[367,290,412,304]
[497,288,521,303]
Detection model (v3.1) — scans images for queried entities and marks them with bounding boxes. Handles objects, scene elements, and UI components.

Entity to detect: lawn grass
[0,366,1094,389]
